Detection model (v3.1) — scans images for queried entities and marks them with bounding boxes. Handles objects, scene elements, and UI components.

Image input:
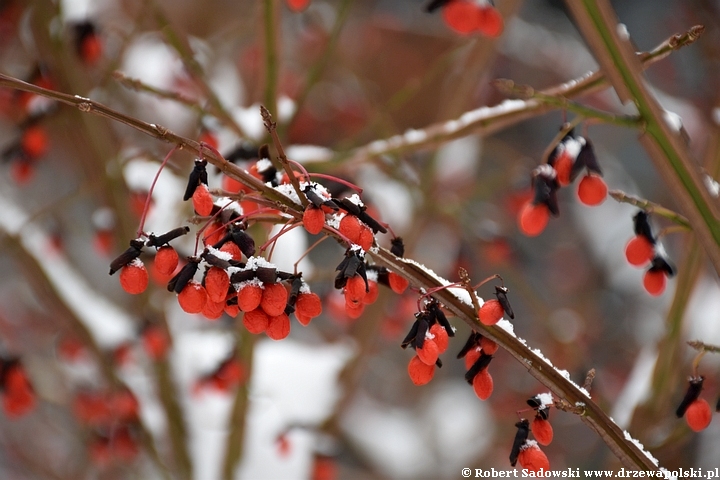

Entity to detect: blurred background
[0,0,719,478]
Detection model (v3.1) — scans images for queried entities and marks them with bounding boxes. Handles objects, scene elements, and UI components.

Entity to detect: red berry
[358,225,374,251]
[416,338,440,366]
[266,313,291,340]
[685,398,712,432]
[408,355,435,386]
[388,272,409,294]
[303,206,325,235]
[478,299,503,326]
[178,281,208,314]
[238,284,263,312]
[577,174,607,206]
[518,201,550,237]
[260,282,288,317]
[429,324,449,354]
[339,214,363,245]
[344,275,367,305]
[472,368,493,400]
[553,152,573,186]
[154,246,179,276]
[142,326,168,360]
[120,261,149,295]
[203,221,225,247]
[480,336,498,355]
[464,347,481,370]
[296,312,312,326]
[295,292,322,319]
[643,269,666,296]
[442,1,480,35]
[2,367,35,418]
[625,236,654,266]
[219,241,243,261]
[205,267,230,303]
[21,125,48,158]
[81,33,103,65]
[286,0,310,12]
[517,442,550,472]
[224,301,240,318]
[344,301,365,319]
[110,389,139,422]
[202,299,226,320]
[476,6,503,38]
[192,183,214,216]
[531,417,554,446]
[243,308,269,334]
[363,280,379,305]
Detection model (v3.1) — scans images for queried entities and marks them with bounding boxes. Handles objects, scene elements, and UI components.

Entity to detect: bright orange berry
[476,6,503,38]
[266,313,291,340]
[480,336,498,355]
[429,324,449,354]
[260,283,288,317]
[518,201,549,237]
[625,236,654,266]
[388,272,409,294]
[358,225,374,251]
[686,398,712,432]
[238,284,263,312]
[295,292,322,319]
[344,275,367,305]
[21,125,48,158]
[286,0,310,12]
[531,417,554,446]
[442,1,480,34]
[643,269,666,296]
[408,355,435,386]
[363,280,379,305]
[243,308,269,334]
[553,152,573,186]
[202,299,226,320]
[577,174,607,206]
[192,183,214,216]
[472,368,493,400]
[339,215,362,245]
[479,299,503,326]
[416,338,440,366]
[178,281,208,314]
[154,246,179,276]
[517,443,550,473]
[119,261,148,295]
[205,267,230,303]
[464,347,481,370]
[303,206,325,235]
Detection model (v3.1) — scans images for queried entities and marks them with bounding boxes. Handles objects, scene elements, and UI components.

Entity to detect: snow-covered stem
[322,24,704,167]
[492,78,642,128]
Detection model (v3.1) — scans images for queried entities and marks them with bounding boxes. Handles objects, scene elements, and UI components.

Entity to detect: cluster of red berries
[403,299,456,385]
[0,358,35,418]
[518,132,608,237]
[426,0,504,37]
[676,376,715,433]
[624,211,675,296]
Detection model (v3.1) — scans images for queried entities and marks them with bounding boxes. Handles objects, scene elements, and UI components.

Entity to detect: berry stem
[608,190,691,230]
[137,146,178,238]
[305,172,364,194]
[294,235,329,275]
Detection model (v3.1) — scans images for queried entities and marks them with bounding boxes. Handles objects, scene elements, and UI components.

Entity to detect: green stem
[263,0,279,119]
[608,190,692,230]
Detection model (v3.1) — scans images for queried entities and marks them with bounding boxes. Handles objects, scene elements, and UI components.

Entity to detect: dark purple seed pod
[633,211,655,244]
[390,237,405,258]
[532,165,560,216]
[255,267,277,285]
[428,301,454,337]
[509,419,530,467]
[413,311,431,350]
[230,269,255,284]
[457,332,482,359]
[464,353,493,384]
[146,226,190,248]
[425,0,452,12]
[167,258,200,293]
[494,286,514,319]
[576,138,602,176]
[401,318,420,350]
[676,377,704,418]
[183,160,208,201]
[109,239,145,275]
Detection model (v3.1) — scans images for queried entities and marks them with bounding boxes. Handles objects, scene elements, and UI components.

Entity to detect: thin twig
[609,191,691,230]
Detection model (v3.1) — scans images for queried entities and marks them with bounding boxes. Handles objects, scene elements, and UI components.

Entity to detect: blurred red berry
[685,398,712,432]
[518,201,549,237]
[643,269,666,296]
[625,236,654,266]
[577,174,607,206]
